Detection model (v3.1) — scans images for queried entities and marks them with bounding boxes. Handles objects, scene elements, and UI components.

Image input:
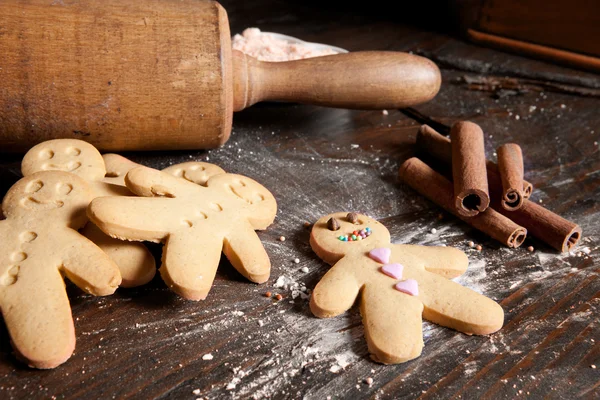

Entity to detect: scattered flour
[329,352,354,373]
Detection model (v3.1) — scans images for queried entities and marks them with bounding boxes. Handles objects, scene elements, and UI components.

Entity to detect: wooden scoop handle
[232,49,441,111]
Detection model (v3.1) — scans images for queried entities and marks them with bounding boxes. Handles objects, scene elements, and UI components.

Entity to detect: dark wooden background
[1,1,599,399]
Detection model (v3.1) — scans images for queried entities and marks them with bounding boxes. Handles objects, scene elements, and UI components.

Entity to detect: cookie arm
[87,196,179,242]
[0,272,75,369]
[102,153,142,186]
[396,244,469,279]
[417,270,504,335]
[61,233,121,296]
[160,230,223,300]
[310,257,360,318]
[361,284,424,364]
[223,220,270,283]
[125,166,200,198]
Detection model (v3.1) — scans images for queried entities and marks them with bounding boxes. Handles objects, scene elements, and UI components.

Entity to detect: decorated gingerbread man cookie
[0,171,121,369]
[21,140,156,287]
[310,212,504,364]
[87,166,277,300]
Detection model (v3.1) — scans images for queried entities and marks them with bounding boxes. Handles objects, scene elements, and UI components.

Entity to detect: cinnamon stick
[489,194,582,253]
[415,124,452,162]
[399,157,527,248]
[416,124,533,198]
[450,121,490,217]
[497,143,525,211]
[415,125,581,252]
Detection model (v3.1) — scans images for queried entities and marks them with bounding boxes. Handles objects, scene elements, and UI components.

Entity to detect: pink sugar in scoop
[232,28,341,62]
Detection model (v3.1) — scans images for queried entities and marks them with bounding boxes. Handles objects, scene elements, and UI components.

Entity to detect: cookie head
[163,162,225,186]
[208,173,276,210]
[207,173,277,229]
[310,212,390,264]
[22,139,106,181]
[2,171,92,226]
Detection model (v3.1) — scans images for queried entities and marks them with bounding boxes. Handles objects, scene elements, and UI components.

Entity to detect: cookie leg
[418,271,504,335]
[61,232,122,296]
[360,284,424,364]
[223,220,270,284]
[81,223,156,288]
[0,273,75,369]
[159,231,223,300]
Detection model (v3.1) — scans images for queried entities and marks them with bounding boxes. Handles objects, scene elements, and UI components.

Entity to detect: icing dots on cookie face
[328,215,373,242]
[22,139,106,181]
[337,227,372,242]
[310,212,392,264]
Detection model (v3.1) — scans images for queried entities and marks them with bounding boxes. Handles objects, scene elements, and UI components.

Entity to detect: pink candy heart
[381,263,403,280]
[395,279,419,296]
[368,247,391,264]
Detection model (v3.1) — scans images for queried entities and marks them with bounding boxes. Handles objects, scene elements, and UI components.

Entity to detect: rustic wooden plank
[0,1,599,399]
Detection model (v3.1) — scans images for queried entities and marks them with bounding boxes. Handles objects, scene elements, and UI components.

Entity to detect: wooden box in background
[464,0,600,72]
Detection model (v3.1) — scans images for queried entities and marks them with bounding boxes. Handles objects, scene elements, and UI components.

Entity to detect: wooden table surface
[1,1,599,399]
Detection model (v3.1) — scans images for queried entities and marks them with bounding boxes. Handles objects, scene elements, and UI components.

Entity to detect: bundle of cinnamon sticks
[399,122,581,252]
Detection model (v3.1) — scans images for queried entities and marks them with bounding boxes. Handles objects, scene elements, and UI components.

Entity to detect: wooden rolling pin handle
[232,49,441,111]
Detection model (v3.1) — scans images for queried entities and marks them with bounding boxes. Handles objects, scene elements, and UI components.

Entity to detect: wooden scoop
[0,0,441,152]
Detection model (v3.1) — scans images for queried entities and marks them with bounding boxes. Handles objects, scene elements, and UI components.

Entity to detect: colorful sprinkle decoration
[338,227,372,242]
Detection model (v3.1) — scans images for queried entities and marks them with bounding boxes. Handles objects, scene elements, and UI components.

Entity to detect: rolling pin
[0,0,441,152]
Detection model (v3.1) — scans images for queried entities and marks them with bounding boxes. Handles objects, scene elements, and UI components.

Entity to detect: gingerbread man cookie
[103,155,226,187]
[21,140,156,287]
[87,166,277,300]
[310,212,504,364]
[0,171,121,368]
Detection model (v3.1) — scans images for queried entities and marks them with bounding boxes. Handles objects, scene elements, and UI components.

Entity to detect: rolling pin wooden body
[0,0,441,152]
